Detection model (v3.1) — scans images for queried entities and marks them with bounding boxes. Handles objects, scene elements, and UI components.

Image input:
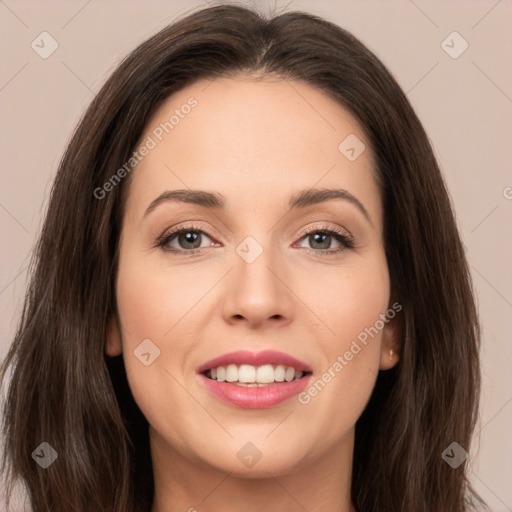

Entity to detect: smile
[204,364,309,386]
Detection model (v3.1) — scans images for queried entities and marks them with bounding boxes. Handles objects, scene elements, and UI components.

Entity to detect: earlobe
[379,305,402,371]
[379,346,399,370]
[105,314,123,357]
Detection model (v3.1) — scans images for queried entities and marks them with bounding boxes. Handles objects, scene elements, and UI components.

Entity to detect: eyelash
[155,223,355,257]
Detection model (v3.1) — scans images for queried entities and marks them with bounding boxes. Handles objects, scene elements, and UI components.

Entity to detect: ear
[379,301,403,371]
[105,314,123,357]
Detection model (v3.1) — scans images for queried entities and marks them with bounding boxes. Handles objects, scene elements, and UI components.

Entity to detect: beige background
[1,0,511,510]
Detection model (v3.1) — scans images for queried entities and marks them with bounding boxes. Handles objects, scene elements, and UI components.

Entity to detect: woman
[0,4,487,511]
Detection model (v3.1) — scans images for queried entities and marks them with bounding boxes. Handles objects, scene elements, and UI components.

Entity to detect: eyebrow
[144,187,372,224]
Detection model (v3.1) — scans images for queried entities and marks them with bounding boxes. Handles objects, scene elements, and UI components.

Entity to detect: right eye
[156,224,218,254]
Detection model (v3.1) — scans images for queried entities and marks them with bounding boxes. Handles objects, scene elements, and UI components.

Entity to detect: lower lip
[198,373,312,409]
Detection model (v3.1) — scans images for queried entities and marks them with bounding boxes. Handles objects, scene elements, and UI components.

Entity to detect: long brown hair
[1,4,487,511]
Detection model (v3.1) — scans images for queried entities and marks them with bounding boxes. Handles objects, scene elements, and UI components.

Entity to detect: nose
[221,245,294,329]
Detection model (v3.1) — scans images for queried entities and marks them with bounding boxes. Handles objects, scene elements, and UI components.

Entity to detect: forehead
[125,75,381,229]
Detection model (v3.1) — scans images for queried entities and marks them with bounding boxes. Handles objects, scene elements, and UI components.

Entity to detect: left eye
[296,230,345,251]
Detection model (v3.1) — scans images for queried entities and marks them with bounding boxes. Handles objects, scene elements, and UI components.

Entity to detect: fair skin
[107,74,400,512]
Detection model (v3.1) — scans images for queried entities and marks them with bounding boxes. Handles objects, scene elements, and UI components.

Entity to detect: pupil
[311,233,330,249]
[179,231,200,249]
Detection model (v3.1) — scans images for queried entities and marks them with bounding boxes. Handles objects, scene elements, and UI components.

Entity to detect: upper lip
[197,350,312,374]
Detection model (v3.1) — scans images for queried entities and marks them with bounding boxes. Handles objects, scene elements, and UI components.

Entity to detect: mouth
[196,350,313,409]
[196,350,313,408]
[202,364,312,387]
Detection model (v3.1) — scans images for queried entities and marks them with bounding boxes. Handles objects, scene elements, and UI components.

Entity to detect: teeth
[256,364,273,383]
[205,364,305,384]
[217,367,226,382]
[226,364,238,382]
[285,367,296,382]
[274,364,285,382]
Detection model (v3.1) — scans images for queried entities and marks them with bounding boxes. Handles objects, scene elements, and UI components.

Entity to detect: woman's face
[108,74,399,477]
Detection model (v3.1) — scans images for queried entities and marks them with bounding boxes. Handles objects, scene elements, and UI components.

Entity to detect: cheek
[114,252,179,391]
[300,255,390,352]
[294,254,390,421]
[331,271,389,352]
[115,251,201,344]
[113,248,216,414]
[113,258,194,445]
